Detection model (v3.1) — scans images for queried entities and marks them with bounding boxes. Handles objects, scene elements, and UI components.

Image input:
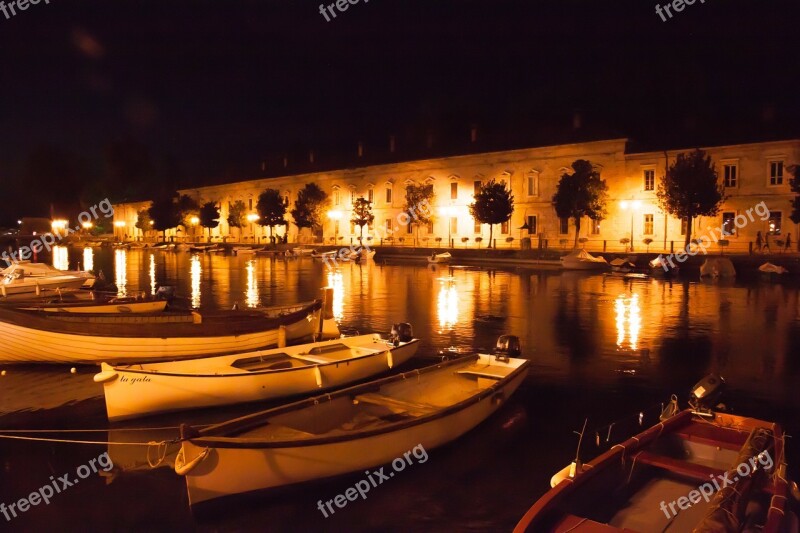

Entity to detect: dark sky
[0,0,797,223]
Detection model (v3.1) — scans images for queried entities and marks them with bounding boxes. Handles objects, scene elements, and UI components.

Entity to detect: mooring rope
[0,433,176,446]
[0,425,192,434]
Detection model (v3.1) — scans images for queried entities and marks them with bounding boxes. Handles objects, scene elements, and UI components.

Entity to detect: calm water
[1,247,799,532]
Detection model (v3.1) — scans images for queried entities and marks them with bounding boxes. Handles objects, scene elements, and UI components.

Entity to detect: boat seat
[674,422,748,451]
[231,353,301,371]
[552,514,637,532]
[353,393,437,416]
[633,451,725,483]
[455,366,508,379]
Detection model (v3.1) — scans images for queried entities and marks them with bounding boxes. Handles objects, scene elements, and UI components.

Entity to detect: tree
[657,149,725,247]
[403,183,435,243]
[350,197,374,242]
[469,179,514,248]
[227,199,246,240]
[134,209,152,239]
[291,183,328,232]
[789,164,800,224]
[148,194,181,240]
[199,202,220,239]
[257,188,288,242]
[552,160,609,248]
[177,195,199,228]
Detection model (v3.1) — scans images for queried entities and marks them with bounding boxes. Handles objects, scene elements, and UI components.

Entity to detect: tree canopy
[291,183,328,230]
[350,197,374,242]
[148,193,181,238]
[789,164,800,226]
[199,202,220,237]
[469,179,514,248]
[227,200,246,230]
[134,209,152,236]
[404,183,435,241]
[657,149,724,247]
[257,188,288,239]
[552,159,609,248]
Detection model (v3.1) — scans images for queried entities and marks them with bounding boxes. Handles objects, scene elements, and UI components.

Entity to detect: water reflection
[437,277,459,333]
[615,293,641,350]
[149,254,156,296]
[326,269,344,321]
[52,245,69,271]
[245,259,259,308]
[83,247,94,273]
[114,249,127,297]
[190,254,201,308]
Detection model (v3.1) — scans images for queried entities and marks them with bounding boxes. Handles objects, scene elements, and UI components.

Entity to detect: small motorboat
[0,300,327,364]
[759,262,789,275]
[310,250,337,260]
[292,247,314,256]
[95,324,419,421]
[700,257,736,279]
[427,251,452,264]
[348,248,376,261]
[560,249,609,271]
[189,244,220,253]
[15,297,168,314]
[233,247,260,255]
[152,243,175,250]
[175,335,529,506]
[609,257,637,273]
[0,262,94,297]
[515,375,799,533]
[649,256,680,277]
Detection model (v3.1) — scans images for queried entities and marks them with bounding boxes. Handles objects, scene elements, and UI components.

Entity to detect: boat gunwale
[182,355,529,449]
[106,338,419,378]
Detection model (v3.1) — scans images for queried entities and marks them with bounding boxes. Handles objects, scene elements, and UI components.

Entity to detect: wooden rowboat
[515,388,798,532]
[95,328,419,421]
[427,252,451,264]
[16,298,168,314]
[175,345,529,506]
[0,300,324,364]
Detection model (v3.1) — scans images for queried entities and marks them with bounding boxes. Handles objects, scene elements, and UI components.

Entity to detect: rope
[0,425,192,434]
[0,433,174,447]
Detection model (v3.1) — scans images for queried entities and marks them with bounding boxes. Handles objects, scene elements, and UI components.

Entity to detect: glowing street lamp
[81,222,93,230]
[246,213,260,241]
[438,206,457,247]
[328,210,343,242]
[620,199,642,252]
[51,219,68,237]
[113,221,126,227]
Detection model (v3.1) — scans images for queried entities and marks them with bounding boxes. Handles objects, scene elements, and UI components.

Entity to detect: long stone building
[112,137,799,253]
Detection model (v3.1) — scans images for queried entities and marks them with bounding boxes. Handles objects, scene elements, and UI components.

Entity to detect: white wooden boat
[95,327,419,421]
[233,247,260,255]
[759,262,788,275]
[174,342,529,506]
[17,298,168,314]
[0,300,325,364]
[152,243,175,250]
[292,247,314,256]
[0,262,94,297]
[427,252,452,264]
[189,244,220,253]
[560,249,610,271]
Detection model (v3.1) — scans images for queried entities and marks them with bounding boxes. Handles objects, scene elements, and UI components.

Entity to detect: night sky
[0,0,797,225]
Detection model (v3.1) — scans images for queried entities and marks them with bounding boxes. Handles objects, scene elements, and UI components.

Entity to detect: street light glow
[114,221,127,228]
[81,222,93,229]
[246,213,260,223]
[190,216,200,225]
[327,210,343,220]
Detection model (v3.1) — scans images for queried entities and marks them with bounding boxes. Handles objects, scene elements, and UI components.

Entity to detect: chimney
[357,141,364,158]
[470,124,478,143]
[389,135,396,153]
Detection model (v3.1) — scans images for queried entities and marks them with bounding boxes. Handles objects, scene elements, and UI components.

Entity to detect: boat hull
[0,277,89,296]
[99,337,419,421]
[179,364,527,505]
[19,300,168,314]
[0,306,321,364]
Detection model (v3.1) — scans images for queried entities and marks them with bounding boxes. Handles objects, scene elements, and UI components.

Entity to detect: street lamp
[438,206,456,247]
[328,210,343,243]
[620,199,641,252]
[246,213,259,242]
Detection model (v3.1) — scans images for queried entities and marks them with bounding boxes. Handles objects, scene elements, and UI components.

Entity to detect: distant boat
[189,244,221,253]
[292,247,314,256]
[310,250,337,259]
[348,249,376,260]
[174,338,529,506]
[700,257,736,279]
[151,243,175,250]
[0,262,94,297]
[95,325,419,421]
[649,256,680,277]
[560,249,609,271]
[758,262,788,275]
[0,300,326,364]
[233,247,260,255]
[427,251,452,264]
[609,257,637,273]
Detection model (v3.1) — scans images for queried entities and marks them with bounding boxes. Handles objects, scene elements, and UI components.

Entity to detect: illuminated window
[643,169,655,191]
[473,180,481,196]
[385,187,392,204]
[559,217,569,235]
[723,164,738,188]
[722,212,736,236]
[368,189,374,203]
[501,221,509,234]
[590,218,600,235]
[643,214,654,235]
[767,211,782,235]
[527,215,537,235]
[527,173,539,196]
[680,217,688,236]
[769,161,783,185]
[451,183,458,200]
[334,191,340,206]
[474,220,481,233]
[350,191,357,204]
[385,219,392,233]
[450,217,458,234]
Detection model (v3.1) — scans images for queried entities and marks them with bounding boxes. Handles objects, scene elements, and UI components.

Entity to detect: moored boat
[292,247,314,256]
[310,250,337,259]
[560,249,609,271]
[427,251,452,264]
[95,324,419,421]
[16,298,168,314]
[174,336,529,506]
[514,375,799,533]
[0,300,326,364]
[189,244,220,253]
[0,262,94,297]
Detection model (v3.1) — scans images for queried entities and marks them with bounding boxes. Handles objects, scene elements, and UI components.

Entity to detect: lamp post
[327,210,343,244]
[620,200,641,252]
[439,206,455,248]
[246,213,259,242]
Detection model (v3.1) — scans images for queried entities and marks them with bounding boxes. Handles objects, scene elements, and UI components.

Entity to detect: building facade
[112,138,800,253]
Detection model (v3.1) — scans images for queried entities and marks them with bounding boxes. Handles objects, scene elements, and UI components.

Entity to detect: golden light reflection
[190,254,201,308]
[245,259,259,308]
[114,249,127,297]
[52,245,69,271]
[615,293,641,350]
[149,254,156,296]
[326,269,344,321]
[437,277,459,332]
[82,247,93,273]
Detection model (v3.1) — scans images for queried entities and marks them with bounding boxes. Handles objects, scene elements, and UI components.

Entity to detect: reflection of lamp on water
[83,247,94,273]
[52,246,69,271]
[114,249,127,297]
[328,210,343,242]
[620,200,641,252]
[615,293,641,350]
[326,269,344,321]
[437,278,458,332]
[245,259,259,308]
[190,254,201,308]
[148,254,156,296]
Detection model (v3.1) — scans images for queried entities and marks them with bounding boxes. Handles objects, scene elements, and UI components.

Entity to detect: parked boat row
[0,262,94,297]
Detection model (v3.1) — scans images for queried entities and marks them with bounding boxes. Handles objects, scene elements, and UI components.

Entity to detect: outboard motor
[689,374,726,413]
[156,285,176,302]
[493,335,521,362]
[390,323,413,346]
